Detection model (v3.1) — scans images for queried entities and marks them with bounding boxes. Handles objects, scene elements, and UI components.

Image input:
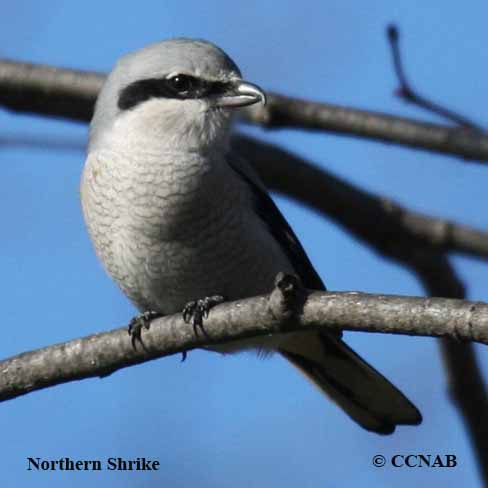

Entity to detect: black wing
[228,158,325,292]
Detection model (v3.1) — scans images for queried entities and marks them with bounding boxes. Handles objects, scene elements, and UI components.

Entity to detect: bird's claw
[182,295,225,337]
[128,310,161,349]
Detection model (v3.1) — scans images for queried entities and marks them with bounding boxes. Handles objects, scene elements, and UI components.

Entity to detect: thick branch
[234,135,488,261]
[238,136,488,482]
[421,256,488,483]
[0,59,103,121]
[412,237,488,482]
[1,287,488,403]
[244,94,488,162]
[2,59,488,161]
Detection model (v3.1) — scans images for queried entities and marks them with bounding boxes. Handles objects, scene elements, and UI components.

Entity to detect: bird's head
[89,38,266,153]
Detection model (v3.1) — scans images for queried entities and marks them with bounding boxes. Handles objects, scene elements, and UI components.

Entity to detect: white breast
[81,148,293,315]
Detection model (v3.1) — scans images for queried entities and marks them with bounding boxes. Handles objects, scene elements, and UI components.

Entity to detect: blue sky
[1,1,487,486]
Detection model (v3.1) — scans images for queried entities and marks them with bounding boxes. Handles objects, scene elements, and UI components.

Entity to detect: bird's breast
[81,149,286,314]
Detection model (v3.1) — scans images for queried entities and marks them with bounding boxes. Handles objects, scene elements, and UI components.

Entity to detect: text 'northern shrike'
[81,38,421,434]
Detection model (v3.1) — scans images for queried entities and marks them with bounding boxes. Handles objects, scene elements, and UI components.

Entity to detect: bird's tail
[279,332,421,434]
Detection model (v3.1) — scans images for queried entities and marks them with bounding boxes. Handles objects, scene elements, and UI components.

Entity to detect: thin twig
[387,24,485,132]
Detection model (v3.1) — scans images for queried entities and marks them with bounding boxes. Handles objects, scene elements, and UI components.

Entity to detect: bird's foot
[182,295,225,337]
[128,310,161,349]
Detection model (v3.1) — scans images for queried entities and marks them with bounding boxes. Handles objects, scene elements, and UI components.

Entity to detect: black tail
[279,332,422,434]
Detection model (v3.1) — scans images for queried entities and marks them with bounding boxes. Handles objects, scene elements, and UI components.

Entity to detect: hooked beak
[215,80,267,108]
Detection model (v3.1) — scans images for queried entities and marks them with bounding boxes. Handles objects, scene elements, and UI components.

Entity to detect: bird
[81,38,422,434]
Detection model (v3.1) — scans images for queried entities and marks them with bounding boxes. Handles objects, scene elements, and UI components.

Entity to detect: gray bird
[81,38,421,434]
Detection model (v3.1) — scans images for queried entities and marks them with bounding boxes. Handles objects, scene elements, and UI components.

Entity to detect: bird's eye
[167,74,196,95]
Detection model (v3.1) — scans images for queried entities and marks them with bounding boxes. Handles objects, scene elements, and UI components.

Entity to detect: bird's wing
[227,152,421,434]
[227,154,326,292]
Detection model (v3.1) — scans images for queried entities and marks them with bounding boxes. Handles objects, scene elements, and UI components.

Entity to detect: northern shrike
[81,39,421,434]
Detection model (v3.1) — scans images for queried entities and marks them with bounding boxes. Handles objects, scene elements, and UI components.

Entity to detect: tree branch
[237,135,488,474]
[3,58,488,162]
[386,24,485,132]
[0,59,103,121]
[244,94,488,162]
[234,135,488,261]
[1,279,488,403]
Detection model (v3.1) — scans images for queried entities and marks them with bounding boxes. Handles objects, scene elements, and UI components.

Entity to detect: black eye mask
[118,75,231,110]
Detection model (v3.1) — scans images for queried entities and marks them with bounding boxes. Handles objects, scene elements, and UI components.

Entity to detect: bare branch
[1,281,488,403]
[440,339,488,480]
[243,130,488,475]
[417,248,488,483]
[234,135,488,261]
[386,24,485,132]
[243,94,488,162]
[3,59,488,161]
[0,59,103,122]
